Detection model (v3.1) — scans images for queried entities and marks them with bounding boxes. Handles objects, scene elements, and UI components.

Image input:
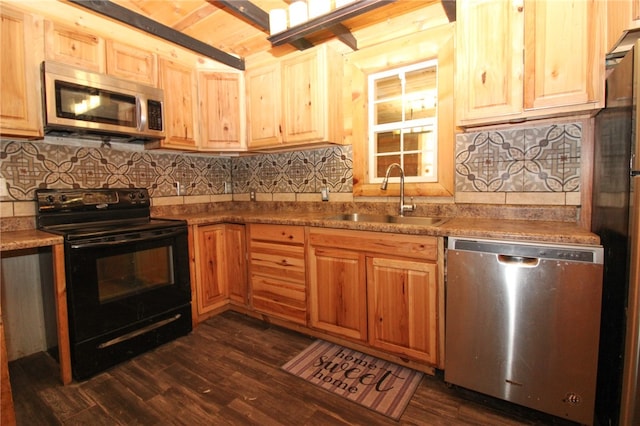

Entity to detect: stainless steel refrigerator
[592,40,640,426]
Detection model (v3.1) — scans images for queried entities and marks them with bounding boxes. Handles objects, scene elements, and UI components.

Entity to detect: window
[349,25,454,199]
[368,60,438,184]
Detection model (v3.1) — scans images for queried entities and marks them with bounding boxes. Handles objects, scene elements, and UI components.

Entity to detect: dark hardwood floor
[9,311,578,425]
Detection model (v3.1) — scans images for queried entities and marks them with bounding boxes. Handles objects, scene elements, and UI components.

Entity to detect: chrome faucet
[380,163,416,216]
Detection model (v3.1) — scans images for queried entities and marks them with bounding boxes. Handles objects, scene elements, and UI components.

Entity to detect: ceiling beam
[328,24,357,51]
[214,0,269,29]
[67,0,245,70]
[214,0,313,51]
[268,0,396,49]
[441,0,456,22]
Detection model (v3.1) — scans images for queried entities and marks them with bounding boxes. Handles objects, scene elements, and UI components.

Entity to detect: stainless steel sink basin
[323,213,445,226]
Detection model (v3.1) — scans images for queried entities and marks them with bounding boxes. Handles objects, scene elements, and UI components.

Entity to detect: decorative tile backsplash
[455,123,582,193]
[0,121,581,206]
[232,146,353,194]
[0,138,353,201]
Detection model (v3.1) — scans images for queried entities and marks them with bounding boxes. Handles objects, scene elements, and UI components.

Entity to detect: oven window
[96,245,175,303]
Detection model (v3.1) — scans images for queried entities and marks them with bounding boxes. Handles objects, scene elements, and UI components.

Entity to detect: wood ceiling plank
[68,0,244,70]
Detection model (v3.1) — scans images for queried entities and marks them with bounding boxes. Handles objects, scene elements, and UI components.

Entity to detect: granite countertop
[167,210,600,246]
[0,229,64,252]
[0,209,599,252]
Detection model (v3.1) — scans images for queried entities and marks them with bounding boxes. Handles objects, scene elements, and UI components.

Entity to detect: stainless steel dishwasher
[445,237,604,425]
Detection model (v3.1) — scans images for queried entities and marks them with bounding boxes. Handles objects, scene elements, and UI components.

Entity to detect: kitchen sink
[323,213,445,226]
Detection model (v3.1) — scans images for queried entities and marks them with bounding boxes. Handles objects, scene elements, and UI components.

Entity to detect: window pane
[404,66,437,122]
[404,98,436,121]
[376,131,400,153]
[407,130,436,178]
[404,154,420,176]
[375,75,401,101]
[404,132,420,151]
[375,100,402,125]
[376,155,400,178]
[405,66,436,94]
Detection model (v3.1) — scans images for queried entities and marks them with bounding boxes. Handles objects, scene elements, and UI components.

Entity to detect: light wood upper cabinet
[248,224,307,325]
[158,58,199,150]
[0,5,43,138]
[246,44,344,150]
[45,22,159,86]
[607,0,640,53]
[44,20,105,72]
[246,62,282,149]
[198,71,245,151]
[105,40,156,86]
[456,0,604,127]
[455,0,523,122]
[367,256,438,364]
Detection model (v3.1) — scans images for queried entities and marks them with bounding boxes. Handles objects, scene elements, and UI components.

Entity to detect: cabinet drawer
[308,229,438,261]
[249,241,305,282]
[250,224,305,245]
[251,275,306,324]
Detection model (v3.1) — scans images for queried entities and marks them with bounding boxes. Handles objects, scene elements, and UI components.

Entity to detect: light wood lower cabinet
[367,256,438,364]
[307,246,367,341]
[248,224,306,325]
[191,223,247,322]
[308,228,441,365]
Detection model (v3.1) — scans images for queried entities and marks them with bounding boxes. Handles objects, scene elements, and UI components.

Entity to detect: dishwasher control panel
[448,237,604,264]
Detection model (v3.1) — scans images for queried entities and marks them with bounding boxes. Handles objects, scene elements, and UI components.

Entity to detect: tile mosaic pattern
[0,139,353,201]
[232,145,353,194]
[455,123,581,193]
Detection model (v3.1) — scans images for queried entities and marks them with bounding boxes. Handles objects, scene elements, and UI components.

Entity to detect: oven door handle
[69,229,185,249]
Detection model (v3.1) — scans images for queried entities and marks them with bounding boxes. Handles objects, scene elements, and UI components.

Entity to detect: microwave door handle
[137,96,147,131]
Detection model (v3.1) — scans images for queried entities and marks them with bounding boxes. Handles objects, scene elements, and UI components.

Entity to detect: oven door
[65,226,191,343]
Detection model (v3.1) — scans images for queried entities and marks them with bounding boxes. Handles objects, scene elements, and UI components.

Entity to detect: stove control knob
[60,195,67,202]
[128,192,136,200]
[137,191,145,199]
[46,195,55,204]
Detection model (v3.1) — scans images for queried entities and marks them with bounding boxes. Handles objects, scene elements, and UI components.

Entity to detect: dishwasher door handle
[497,254,540,267]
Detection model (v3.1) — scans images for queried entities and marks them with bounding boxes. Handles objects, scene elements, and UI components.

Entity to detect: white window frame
[367,59,438,184]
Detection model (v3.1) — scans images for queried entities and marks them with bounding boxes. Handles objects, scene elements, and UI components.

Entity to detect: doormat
[281,340,423,420]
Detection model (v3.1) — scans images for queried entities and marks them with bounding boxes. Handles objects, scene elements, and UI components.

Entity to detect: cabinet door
[0,6,42,137]
[367,257,437,364]
[193,225,228,315]
[456,0,524,122]
[523,0,603,111]
[199,71,245,151]
[607,0,640,53]
[106,40,156,86]
[226,224,247,306]
[246,62,282,148]
[44,20,104,72]
[281,48,326,143]
[308,246,367,341]
[158,58,199,150]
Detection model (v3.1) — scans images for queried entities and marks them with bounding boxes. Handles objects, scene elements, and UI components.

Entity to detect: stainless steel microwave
[42,61,165,140]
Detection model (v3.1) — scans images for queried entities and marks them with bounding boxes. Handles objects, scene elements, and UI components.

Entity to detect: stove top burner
[41,218,186,241]
[35,188,186,240]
